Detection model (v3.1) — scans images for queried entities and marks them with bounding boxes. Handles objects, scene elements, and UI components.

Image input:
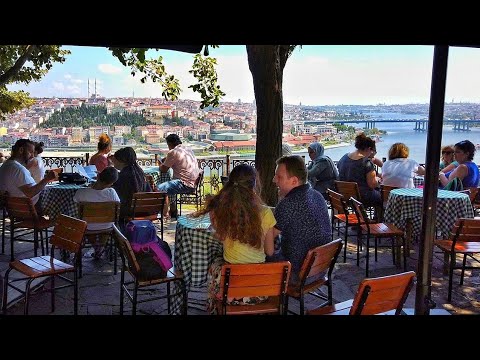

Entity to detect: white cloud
[52,82,65,91]
[98,64,122,75]
[64,74,72,80]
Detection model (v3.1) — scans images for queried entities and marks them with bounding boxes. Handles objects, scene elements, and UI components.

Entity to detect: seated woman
[193,164,276,314]
[439,140,479,189]
[307,142,338,199]
[439,145,458,173]
[382,143,425,188]
[111,147,151,224]
[89,133,112,173]
[73,167,120,259]
[26,141,46,183]
[337,133,382,207]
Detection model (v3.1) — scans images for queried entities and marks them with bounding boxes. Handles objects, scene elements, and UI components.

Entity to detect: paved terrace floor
[1,209,479,315]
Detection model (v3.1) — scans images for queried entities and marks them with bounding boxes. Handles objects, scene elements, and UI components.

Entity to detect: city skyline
[9,45,480,106]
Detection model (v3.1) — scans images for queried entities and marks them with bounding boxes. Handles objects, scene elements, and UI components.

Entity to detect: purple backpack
[125,220,173,272]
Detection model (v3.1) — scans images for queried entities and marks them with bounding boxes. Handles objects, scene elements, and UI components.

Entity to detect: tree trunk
[247,45,289,206]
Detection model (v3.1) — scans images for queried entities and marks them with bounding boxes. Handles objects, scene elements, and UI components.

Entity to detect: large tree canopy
[0,44,296,204]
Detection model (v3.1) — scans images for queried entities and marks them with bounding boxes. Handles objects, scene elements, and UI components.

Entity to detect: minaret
[94,79,97,99]
[87,79,90,98]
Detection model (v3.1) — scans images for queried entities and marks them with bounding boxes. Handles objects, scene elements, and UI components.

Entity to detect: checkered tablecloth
[413,176,424,188]
[384,188,474,238]
[41,183,85,220]
[171,213,223,315]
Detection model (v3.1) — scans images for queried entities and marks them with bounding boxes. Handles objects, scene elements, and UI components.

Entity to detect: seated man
[0,139,56,212]
[271,155,332,282]
[157,134,200,217]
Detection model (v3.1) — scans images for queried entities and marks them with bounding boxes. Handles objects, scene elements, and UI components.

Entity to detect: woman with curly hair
[89,133,112,173]
[194,164,277,314]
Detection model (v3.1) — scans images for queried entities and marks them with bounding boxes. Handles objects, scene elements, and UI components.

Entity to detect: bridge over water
[304,118,480,131]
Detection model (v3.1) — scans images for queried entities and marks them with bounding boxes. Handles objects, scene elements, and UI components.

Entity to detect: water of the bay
[298,112,480,164]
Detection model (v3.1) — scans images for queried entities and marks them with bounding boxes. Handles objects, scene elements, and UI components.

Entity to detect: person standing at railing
[89,134,112,173]
[26,141,46,183]
[157,134,200,218]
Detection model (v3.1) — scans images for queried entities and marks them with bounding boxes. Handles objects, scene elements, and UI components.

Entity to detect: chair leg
[2,267,13,314]
[299,293,305,315]
[365,235,370,277]
[1,212,5,254]
[327,281,333,306]
[74,269,78,315]
[460,254,468,286]
[120,269,125,315]
[343,223,348,263]
[51,275,55,313]
[33,229,38,258]
[181,280,188,315]
[10,220,14,262]
[45,228,49,255]
[167,281,171,314]
[391,237,396,265]
[132,281,138,315]
[24,278,35,315]
[448,252,455,302]
[39,229,45,256]
[357,231,361,267]
[402,236,407,270]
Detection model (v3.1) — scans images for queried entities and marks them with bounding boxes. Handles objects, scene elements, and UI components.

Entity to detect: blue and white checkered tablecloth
[41,183,85,220]
[171,213,223,315]
[384,188,474,238]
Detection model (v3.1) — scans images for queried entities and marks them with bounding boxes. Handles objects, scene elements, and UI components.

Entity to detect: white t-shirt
[73,187,120,230]
[0,159,39,204]
[382,158,419,188]
[29,155,45,183]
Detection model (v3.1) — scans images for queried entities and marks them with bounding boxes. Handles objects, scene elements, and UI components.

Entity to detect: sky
[9,45,480,106]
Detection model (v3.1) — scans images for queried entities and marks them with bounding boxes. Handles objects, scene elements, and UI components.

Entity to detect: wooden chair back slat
[335,180,361,201]
[131,192,166,217]
[78,201,120,224]
[350,197,369,225]
[449,218,480,242]
[49,214,87,254]
[218,262,291,309]
[327,189,347,214]
[298,239,343,280]
[113,225,141,273]
[350,271,415,315]
[5,196,38,220]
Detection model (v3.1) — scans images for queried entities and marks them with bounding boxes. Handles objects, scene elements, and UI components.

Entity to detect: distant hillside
[40,104,152,128]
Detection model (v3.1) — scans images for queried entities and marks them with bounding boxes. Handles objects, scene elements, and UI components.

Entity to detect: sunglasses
[442,151,454,154]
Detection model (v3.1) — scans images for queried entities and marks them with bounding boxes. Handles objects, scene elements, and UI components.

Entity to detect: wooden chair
[215,261,291,315]
[434,218,480,302]
[113,225,187,315]
[307,271,415,315]
[177,170,204,216]
[77,201,120,277]
[285,239,343,315]
[5,196,54,261]
[335,180,361,202]
[2,214,87,315]
[380,184,399,222]
[327,189,361,263]
[128,192,167,240]
[350,197,406,277]
[464,187,479,215]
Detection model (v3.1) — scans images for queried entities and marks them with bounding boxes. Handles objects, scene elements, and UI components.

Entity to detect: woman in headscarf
[307,142,339,199]
[111,147,151,222]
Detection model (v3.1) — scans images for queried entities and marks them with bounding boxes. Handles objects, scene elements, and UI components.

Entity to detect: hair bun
[99,133,110,144]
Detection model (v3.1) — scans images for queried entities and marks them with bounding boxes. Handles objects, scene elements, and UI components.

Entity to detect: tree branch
[0,45,36,87]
